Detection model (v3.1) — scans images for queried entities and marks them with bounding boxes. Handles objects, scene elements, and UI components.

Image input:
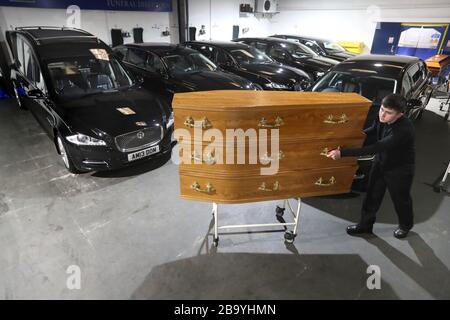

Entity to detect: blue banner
[0,0,172,12]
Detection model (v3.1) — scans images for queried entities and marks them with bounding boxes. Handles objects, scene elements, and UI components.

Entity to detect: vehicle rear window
[313,71,397,104]
[162,53,217,74]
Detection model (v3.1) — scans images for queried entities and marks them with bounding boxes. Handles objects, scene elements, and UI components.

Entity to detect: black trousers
[360,162,414,230]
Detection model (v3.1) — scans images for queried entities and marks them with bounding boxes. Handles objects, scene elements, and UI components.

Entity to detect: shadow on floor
[365,232,450,299]
[303,110,450,226]
[131,248,398,299]
[131,215,397,299]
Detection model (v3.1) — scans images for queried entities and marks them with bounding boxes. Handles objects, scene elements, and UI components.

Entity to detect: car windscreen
[229,47,273,64]
[323,41,346,53]
[312,71,397,105]
[162,52,217,75]
[281,42,318,58]
[46,48,133,100]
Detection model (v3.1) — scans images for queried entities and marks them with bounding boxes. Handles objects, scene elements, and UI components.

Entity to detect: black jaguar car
[6,27,173,173]
[271,35,356,62]
[113,43,258,98]
[235,37,339,81]
[312,54,434,127]
[184,40,312,91]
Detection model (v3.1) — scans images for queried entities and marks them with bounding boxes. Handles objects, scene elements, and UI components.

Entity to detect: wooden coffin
[173,91,371,204]
[425,54,450,77]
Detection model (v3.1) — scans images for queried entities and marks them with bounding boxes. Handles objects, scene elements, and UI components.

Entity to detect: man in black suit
[328,94,415,239]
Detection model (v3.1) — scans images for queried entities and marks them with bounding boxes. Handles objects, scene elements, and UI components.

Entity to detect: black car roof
[272,35,330,43]
[185,40,251,50]
[120,43,198,56]
[332,54,420,79]
[14,27,105,58]
[237,37,300,45]
[16,26,93,39]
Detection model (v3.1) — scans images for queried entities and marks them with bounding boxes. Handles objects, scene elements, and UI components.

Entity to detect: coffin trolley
[209,198,302,247]
[173,91,371,246]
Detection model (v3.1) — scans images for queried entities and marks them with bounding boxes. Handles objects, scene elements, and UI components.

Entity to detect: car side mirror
[27,88,44,99]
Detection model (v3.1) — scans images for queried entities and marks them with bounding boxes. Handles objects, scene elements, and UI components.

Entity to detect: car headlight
[166,111,174,129]
[264,82,290,90]
[66,133,106,146]
[314,71,325,79]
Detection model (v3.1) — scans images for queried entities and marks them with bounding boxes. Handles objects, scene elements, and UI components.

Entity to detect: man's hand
[327,149,341,160]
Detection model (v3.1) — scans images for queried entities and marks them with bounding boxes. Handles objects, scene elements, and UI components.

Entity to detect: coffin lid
[173,90,372,112]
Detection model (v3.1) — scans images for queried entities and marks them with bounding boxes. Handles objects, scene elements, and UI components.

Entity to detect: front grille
[115,127,163,152]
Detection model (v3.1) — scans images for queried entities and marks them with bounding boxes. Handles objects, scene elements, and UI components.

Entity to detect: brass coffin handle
[320,146,341,157]
[191,151,216,165]
[315,176,336,187]
[191,181,216,194]
[258,116,284,128]
[184,116,213,129]
[258,181,280,192]
[323,114,348,124]
[260,150,285,162]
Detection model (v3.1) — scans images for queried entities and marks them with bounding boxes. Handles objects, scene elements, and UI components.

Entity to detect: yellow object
[337,41,365,54]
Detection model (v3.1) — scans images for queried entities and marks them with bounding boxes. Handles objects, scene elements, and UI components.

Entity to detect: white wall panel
[188,0,273,41]
[187,0,450,53]
[0,0,179,45]
[276,0,450,52]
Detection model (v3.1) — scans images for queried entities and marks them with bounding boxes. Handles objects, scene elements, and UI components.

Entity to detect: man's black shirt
[341,116,415,170]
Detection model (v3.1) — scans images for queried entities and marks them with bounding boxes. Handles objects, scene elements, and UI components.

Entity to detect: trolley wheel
[275,206,285,217]
[284,231,296,243]
[213,237,219,247]
[440,102,444,111]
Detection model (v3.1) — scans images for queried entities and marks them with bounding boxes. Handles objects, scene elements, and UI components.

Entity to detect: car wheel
[12,81,26,110]
[56,135,84,174]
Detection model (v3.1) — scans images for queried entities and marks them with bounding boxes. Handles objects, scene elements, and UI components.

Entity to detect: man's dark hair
[381,94,407,113]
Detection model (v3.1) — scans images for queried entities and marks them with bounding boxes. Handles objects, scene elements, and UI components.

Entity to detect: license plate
[127,145,160,162]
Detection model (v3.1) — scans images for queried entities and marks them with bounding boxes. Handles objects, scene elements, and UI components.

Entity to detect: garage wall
[188,0,273,41]
[187,0,450,52]
[273,0,450,53]
[0,0,179,46]
[2,0,450,51]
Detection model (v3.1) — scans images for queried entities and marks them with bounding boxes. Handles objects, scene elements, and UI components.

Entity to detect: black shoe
[346,224,373,235]
[393,228,409,239]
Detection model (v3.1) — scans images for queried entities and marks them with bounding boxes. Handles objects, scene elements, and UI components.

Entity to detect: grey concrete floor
[0,97,449,300]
